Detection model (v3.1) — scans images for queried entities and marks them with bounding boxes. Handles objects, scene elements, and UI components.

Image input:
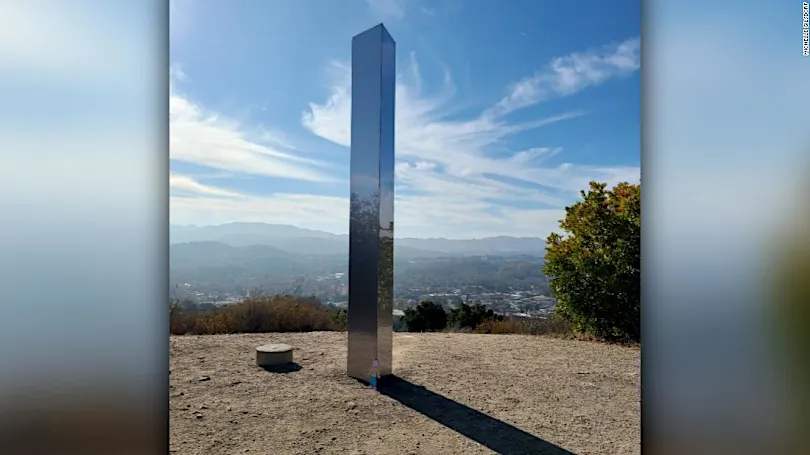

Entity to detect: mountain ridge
[170,222,546,257]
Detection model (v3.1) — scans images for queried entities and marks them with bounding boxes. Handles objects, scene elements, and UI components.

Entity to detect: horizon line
[169,222,546,241]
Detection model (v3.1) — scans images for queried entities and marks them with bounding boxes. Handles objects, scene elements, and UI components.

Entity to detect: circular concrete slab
[256,344,293,367]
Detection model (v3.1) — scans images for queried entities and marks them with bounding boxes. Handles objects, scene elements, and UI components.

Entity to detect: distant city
[171,222,556,319]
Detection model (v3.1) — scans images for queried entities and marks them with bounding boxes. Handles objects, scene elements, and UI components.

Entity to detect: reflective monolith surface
[347,24,395,381]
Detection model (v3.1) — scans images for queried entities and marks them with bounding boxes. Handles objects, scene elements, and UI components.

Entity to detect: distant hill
[171,241,293,270]
[170,222,546,257]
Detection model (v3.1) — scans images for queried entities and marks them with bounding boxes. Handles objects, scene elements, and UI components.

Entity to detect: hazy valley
[170,223,552,313]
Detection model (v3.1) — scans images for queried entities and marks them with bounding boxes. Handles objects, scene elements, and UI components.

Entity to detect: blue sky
[169,0,641,238]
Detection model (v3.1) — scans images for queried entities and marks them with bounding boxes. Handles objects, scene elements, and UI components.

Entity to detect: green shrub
[544,181,640,342]
[447,303,501,330]
[403,300,447,332]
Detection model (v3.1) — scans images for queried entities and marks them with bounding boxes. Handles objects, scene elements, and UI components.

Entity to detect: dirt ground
[170,332,639,455]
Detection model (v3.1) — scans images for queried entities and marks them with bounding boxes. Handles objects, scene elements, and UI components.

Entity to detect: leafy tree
[543,181,640,342]
[448,303,501,330]
[403,300,447,332]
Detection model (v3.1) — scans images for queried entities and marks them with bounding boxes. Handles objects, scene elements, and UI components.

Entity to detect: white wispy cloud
[488,37,640,117]
[170,173,245,198]
[169,174,347,233]
[296,43,639,236]
[301,61,352,147]
[171,39,640,238]
[170,81,338,183]
[301,60,592,187]
[168,174,568,239]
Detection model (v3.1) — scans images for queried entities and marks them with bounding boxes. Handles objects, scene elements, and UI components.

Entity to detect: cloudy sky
[169,0,641,238]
